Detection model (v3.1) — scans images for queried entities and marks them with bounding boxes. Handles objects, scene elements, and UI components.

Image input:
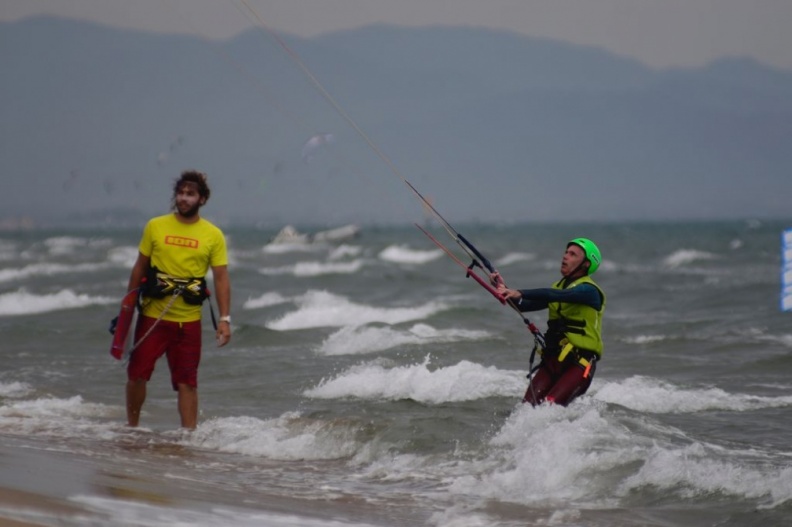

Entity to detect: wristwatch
[219,315,231,324]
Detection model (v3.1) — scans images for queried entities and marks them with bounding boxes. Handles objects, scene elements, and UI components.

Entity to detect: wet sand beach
[0,433,395,527]
[0,438,96,526]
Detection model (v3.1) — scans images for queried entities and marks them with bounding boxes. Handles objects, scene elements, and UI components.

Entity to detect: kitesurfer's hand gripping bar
[411,196,546,351]
[457,233,504,287]
[415,224,506,304]
[420,221,546,343]
[457,232,542,341]
[457,233,493,274]
[407,179,543,346]
[417,223,544,347]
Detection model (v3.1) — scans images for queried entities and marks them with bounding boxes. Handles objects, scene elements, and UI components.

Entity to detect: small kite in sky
[301,133,334,163]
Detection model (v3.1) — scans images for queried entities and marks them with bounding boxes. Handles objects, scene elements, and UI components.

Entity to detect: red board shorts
[127,315,202,390]
[523,351,596,407]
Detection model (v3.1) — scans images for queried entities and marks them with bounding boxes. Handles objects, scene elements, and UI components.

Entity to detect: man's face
[560,244,587,276]
[175,182,204,218]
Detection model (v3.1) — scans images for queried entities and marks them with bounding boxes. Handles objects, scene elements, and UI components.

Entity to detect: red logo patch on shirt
[165,235,199,249]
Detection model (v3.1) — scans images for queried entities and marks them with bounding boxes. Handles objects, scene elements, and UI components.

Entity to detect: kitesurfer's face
[561,244,587,276]
[175,182,204,218]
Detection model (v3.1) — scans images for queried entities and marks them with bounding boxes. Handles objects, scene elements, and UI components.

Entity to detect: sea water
[1,220,791,526]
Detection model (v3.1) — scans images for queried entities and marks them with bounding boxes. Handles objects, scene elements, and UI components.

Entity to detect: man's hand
[216,322,231,347]
[489,272,505,287]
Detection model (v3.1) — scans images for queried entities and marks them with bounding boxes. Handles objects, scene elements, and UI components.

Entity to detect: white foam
[597,259,619,273]
[663,249,718,268]
[36,236,114,257]
[318,323,490,355]
[0,380,33,398]
[0,395,121,440]
[593,376,792,413]
[428,505,499,527]
[448,401,792,508]
[0,262,110,283]
[70,495,381,527]
[495,252,534,267]
[448,402,639,505]
[262,243,322,255]
[618,443,792,507]
[291,260,364,276]
[621,334,668,345]
[304,357,525,403]
[43,236,82,252]
[242,292,290,310]
[0,288,116,316]
[258,260,364,277]
[755,333,792,348]
[378,244,443,264]
[106,245,139,266]
[328,244,362,260]
[187,412,363,461]
[266,290,449,331]
[0,395,115,420]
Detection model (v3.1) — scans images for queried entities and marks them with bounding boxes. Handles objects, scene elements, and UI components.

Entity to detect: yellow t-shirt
[138,213,228,322]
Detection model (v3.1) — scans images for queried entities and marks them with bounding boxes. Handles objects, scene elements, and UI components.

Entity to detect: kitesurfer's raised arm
[497,283,603,312]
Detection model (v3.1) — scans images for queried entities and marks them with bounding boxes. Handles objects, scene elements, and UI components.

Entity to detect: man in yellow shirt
[124,170,231,429]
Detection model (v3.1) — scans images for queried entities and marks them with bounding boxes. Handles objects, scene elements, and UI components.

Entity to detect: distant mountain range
[2,16,791,227]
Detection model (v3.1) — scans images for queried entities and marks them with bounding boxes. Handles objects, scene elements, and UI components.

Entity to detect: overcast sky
[3,0,792,71]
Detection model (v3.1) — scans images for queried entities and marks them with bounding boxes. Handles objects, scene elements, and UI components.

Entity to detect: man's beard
[177,201,201,218]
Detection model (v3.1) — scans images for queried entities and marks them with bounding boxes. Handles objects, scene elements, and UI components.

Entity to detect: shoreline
[0,486,88,527]
[0,435,108,526]
[0,433,396,527]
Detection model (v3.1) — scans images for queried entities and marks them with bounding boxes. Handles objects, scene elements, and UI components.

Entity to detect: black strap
[204,288,218,331]
[208,303,217,331]
[548,317,586,335]
[142,266,209,305]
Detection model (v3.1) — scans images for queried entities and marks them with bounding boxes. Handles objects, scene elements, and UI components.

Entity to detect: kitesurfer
[123,170,232,429]
[493,239,605,406]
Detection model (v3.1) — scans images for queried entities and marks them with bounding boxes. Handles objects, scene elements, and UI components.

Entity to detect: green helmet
[568,238,602,275]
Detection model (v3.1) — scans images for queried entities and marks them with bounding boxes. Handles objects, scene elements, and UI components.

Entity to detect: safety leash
[122,289,181,363]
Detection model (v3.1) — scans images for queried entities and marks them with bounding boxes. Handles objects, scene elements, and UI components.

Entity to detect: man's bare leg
[126,379,147,427]
[177,383,198,429]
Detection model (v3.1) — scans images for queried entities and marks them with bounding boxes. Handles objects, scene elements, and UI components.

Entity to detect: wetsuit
[515,277,605,406]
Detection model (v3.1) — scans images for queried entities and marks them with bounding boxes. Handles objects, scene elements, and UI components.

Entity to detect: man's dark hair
[172,170,211,203]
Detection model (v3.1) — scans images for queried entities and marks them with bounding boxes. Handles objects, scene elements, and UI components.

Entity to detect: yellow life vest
[547,276,605,359]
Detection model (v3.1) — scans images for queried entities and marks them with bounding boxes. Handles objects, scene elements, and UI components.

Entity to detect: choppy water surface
[1,220,791,526]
